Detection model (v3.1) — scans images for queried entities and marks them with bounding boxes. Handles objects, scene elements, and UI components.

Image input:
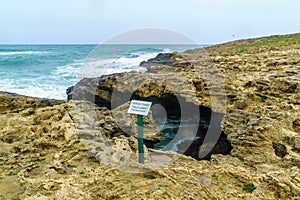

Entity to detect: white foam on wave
[53,62,82,77]
[77,48,171,79]
[53,48,171,81]
[0,78,68,100]
[77,58,115,79]
[115,48,171,68]
[0,51,49,56]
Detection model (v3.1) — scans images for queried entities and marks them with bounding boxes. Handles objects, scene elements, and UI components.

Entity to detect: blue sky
[0,0,299,44]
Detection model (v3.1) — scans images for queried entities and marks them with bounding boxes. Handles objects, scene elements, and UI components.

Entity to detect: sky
[0,0,299,44]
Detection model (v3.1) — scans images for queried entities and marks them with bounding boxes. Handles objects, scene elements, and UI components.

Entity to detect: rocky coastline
[0,33,299,199]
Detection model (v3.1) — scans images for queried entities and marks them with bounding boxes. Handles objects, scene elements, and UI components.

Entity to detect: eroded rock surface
[1,33,300,199]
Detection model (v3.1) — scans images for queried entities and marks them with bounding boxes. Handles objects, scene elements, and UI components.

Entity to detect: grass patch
[259,90,267,102]
[41,144,49,150]
[261,95,267,102]
[243,183,256,193]
[238,156,245,162]
[212,174,219,181]
[20,182,27,187]
[228,33,300,54]
[145,191,151,198]
[260,90,266,95]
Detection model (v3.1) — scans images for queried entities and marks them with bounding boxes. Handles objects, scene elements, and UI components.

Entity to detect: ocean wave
[123,47,169,58]
[75,48,168,78]
[0,51,49,56]
[53,62,83,77]
[0,78,68,100]
[95,48,170,75]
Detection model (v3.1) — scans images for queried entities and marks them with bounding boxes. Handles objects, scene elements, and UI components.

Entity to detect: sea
[0,44,207,100]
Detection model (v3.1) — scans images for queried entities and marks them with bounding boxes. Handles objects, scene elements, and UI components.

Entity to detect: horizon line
[0,43,213,45]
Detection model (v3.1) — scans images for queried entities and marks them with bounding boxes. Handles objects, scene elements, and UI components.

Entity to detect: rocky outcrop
[67,48,226,113]
[0,91,63,113]
[0,92,299,199]
[67,49,230,160]
[1,33,300,199]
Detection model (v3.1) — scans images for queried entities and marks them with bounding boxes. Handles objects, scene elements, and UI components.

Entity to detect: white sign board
[128,100,152,116]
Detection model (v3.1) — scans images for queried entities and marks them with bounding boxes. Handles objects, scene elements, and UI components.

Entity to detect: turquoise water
[0,44,204,99]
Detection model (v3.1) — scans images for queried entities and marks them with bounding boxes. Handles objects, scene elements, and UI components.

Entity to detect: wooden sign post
[128,100,152,164]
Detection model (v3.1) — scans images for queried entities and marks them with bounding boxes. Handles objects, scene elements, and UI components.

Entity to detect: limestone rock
[1,33,300,199]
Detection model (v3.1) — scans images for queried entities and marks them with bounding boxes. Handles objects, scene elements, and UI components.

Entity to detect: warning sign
[128,100,152,116]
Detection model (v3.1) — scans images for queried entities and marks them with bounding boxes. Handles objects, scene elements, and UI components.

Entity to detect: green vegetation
[20,182,27,187]
[258,90,267,102]
[212,174,219,181]
[260,90,266,95]
[231,33,300,53]
[260,94,267,102]
[238,156,245,162]
[41,144,49,150]
[145,191,151,198]
[243,183,256,193]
